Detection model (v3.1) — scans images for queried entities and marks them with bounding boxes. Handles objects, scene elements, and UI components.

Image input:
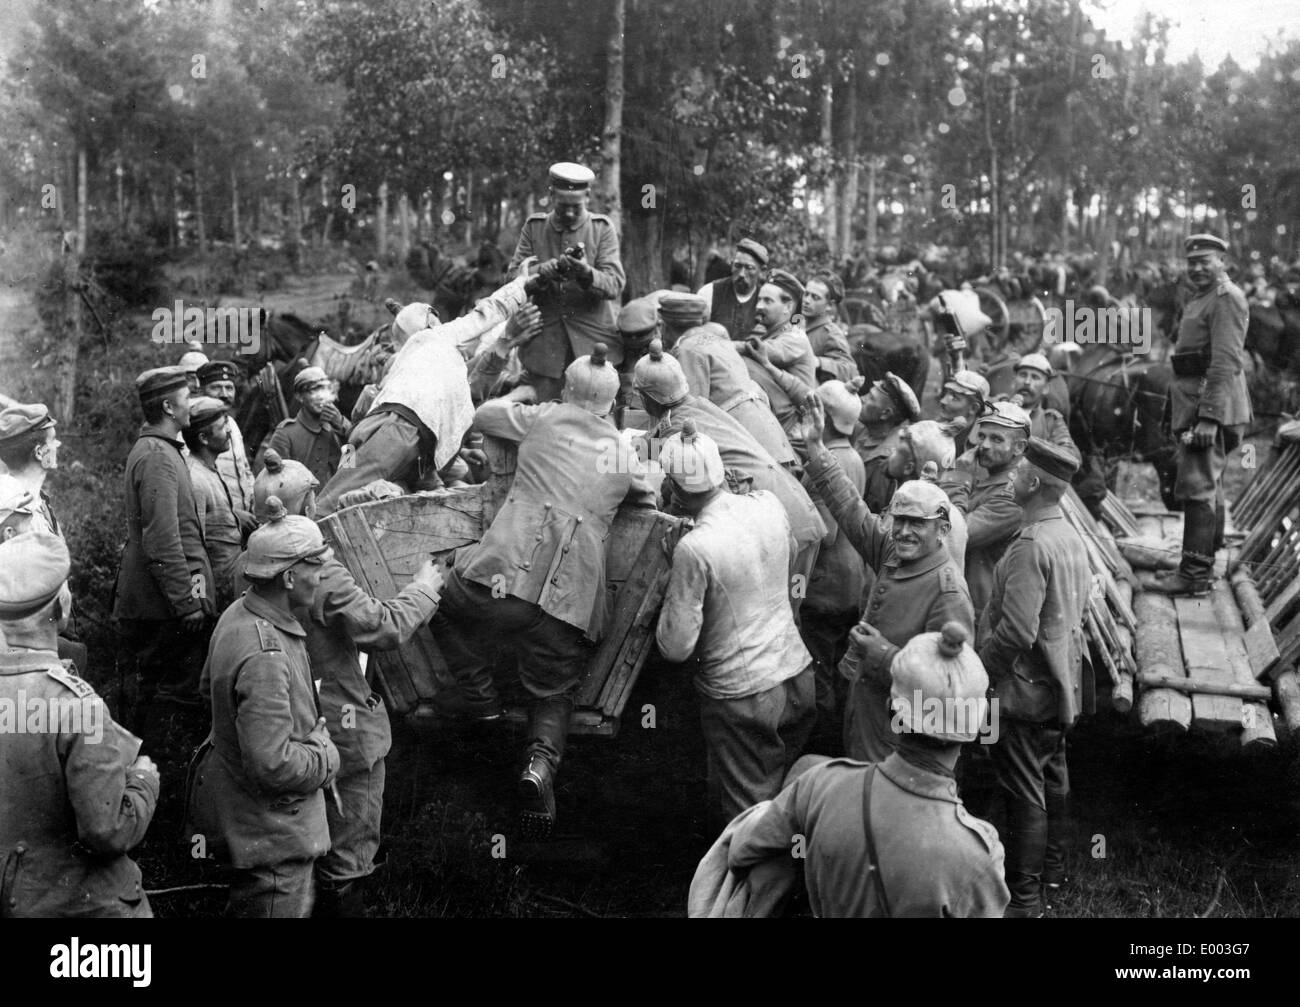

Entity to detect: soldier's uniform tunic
[508,210,626,388]
[803,317,859,384]
[187,454,249,611]
[724,753,1009,917]
[188,593,340,917]
[852,423,907,514]
[1027,405,1080,460]
[216,417,256,513]
[961,458,1023,616]
[113,423,215,707]
[0,652,158,918]
[269,408,348,490]
[743,321,819,436]
[804,451,974,762]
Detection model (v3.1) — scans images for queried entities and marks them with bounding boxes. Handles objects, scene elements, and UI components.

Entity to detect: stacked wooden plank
[1227,442,1300,737]
[1061,488,1138,710]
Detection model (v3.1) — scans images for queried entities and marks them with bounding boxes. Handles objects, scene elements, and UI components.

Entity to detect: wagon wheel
[974,286,1011,349]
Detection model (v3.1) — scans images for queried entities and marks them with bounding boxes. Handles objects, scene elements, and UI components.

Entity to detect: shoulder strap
[861,765,893,917]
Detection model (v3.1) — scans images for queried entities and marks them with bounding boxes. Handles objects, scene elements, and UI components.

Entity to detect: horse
[408,239,509,322]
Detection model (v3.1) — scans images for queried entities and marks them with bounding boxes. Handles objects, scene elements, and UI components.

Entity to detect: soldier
[800,380,866,754]
[317,279,532,515]
[0,402,63,536]
[429,346,654,838]
[936,369,990,457]
[0,531,161,919]
[113,367,214,734]
[267,366,352,489]
[739,270,819,442]
[885,420,968,575]
[961,401,1032,615]
[184,396,255,611]
[633,341,825,616]
[508,162,626,402]
[179,349,209,393]
[187,504,341,918]
[672,320,798,468]
[655,421,816,833]
[853,372,922,514]
[197,360,256,513]
[801,271,858,383]
[1008,353,1078,460]
[796,397,973,763]
[703,623,1008,918]
[242,451,445,917]
[697,237,767,340]
[979,438,1091,918]
[1149,234,1253,596]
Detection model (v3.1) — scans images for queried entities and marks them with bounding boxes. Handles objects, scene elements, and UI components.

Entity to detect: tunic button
[521,563,531,570]
[535,534,543,542]
[576,516,583,524]
[14,845,24,855]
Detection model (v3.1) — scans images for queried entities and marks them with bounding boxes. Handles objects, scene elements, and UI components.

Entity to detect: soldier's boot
[313,879,368,918]
[1213,495,1227,553]
[518,694,573,841]
[1003,796,1049,918]
[1043,792,1071,891]
[431,668,502,722]
[1148,500,1216,596]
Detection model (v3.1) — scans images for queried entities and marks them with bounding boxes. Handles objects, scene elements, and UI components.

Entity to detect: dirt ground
[3,266,1297,919]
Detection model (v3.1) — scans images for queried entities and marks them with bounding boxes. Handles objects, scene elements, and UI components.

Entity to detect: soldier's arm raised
[234,653,340,795]
[802,449,888,571]
[312,558,441,651]
[139,449,203,617]
[440,276,531,357]
[472,397,542,443]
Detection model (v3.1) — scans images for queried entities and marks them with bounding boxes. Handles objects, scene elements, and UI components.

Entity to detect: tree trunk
[820,80,837,258]
[55,147,88,424]
[464,172,475,247]
[377,179,389,259]
[864,157,878,261]
[231,167,241,248]
[623,204,664,299]
[398,191,411,259]
[599,0,625,232]
[837,58,859,258]
[116,158,125,226]
[193,141,207,257]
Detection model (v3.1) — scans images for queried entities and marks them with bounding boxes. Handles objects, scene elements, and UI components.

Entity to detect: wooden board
[320,484,684,735]
[1173,594,1244,733]
[1134,592,1191,734]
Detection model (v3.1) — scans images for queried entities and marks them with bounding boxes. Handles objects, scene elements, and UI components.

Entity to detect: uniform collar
[0,647,64,674]
[878,750,961,803]
[1020,500,1063,527]
[548,209,589,234]
[139,423,184,448]
[885,543,950,578]
[241,590,306,637]
[295,408,324,434]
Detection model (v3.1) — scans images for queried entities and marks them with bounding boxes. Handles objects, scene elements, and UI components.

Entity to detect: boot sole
[518,778,555,841]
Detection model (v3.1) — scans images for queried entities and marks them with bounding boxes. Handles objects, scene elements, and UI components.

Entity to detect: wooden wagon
[317,439,686,736]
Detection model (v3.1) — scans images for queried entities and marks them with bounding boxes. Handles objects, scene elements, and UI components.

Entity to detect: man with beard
[184,396,255,611]
[268,366,352,489]
[801,271,858,383]
[698,237,768,340]
[508,162,626,402]
[853,372,922,514]
[796,397,973,763]
[1148,234,1252,597]
[114,367,214,739]
[962,401,1032,615]
[936,370,990,457]
[740,270,819,443]
[1006,354,1078,460]
[197,360,256,514]
[979,439,1091,917]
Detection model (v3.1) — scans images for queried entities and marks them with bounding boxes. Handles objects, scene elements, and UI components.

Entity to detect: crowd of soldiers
[0,159,1252,919]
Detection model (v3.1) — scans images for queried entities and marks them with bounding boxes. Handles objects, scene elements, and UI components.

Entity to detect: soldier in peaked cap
[1149,233,1252,596]
[179,349,209,392]
[885,419,968,576]
[267,366,351,489]
[937,368,991,457]
[0,402,62,537]
[198,359,256,513]
[183,396,255,611]
[698,237,769,341]
[187,502,340,918]
[742,269,819,443]
[0,531,162,918]
[507,162,625,402]
[655,420,817,833]
[1008,353,1078,461]
[114,367,214,742]
[853,372,921,515]
[796,397,973,764]
[801,270,858,384]
[705,622,1009,917]
[978,437,1091,917]
[429,344,655,839]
